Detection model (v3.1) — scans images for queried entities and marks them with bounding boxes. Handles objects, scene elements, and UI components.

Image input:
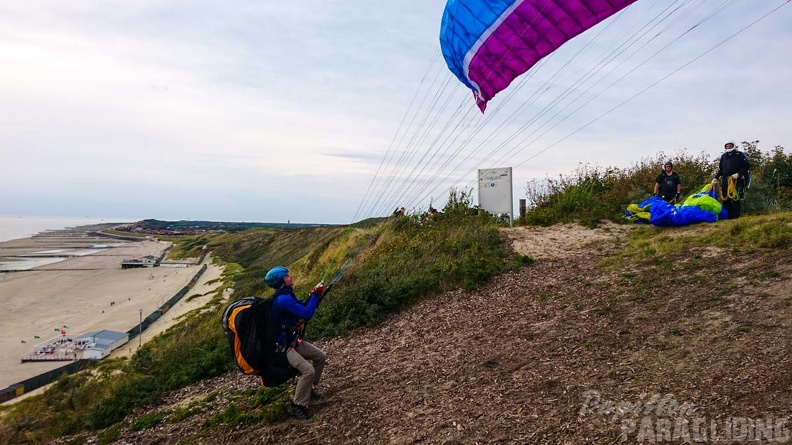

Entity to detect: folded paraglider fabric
[625,184,728,226]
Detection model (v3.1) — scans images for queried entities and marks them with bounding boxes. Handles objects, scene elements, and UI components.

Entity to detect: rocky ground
[63,223,792,444]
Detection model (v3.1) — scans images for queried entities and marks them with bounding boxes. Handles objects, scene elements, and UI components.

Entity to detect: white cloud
[1,0,790,222]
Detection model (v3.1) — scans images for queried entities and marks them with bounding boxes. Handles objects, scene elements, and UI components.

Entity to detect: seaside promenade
[0,226,225,393]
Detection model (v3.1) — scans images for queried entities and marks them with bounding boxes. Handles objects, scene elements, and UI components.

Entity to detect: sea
[0,215,137,243]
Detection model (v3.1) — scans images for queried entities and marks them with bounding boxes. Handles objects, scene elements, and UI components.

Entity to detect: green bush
[170,405,202,423]
[308,189,520,338]
[203,403,258,429]
[96,424,120,445]
[129,411,167,432]
[86,374,160,429]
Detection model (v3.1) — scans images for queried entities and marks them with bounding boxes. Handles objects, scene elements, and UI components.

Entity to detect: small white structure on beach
[159,262,190,268]
[121,255,157,269]
[76,330,129,360]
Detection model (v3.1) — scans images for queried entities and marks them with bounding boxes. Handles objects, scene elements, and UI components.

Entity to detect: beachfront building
[121,255,157,269]
[76,330,129,359]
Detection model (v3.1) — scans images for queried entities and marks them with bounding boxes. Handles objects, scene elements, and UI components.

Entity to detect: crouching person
[265,266,327,420]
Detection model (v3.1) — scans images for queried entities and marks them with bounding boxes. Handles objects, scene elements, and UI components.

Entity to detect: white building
[75,330,129,360]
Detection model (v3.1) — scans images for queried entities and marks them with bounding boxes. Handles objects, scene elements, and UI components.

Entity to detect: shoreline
[0,226,226,396]
[0,215,136,244]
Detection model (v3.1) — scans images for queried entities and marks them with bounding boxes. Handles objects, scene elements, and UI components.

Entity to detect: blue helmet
[265,266,289,289]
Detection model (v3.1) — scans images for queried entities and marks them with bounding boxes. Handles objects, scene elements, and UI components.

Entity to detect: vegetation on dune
[618,212,792,261]
[205,226,348,297]
[521,142,792,226]
[309,189,531,339]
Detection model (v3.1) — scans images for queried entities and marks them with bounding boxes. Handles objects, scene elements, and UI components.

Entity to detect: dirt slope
[73,223,792,444]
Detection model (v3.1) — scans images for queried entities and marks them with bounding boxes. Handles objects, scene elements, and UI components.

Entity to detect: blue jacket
[270,287,321,329]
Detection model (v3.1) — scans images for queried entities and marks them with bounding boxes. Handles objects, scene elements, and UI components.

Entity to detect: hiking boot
[290,402,312,419]
[310,389,322,401]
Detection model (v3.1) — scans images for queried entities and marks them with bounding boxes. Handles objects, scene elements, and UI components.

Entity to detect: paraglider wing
[675,184,728,224]
[625,184,728,227]
[439,0,637,112]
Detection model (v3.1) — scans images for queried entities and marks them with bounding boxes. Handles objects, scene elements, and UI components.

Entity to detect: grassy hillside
[3,143,790,443]
[0,195,523,444]
[29,212,792,444]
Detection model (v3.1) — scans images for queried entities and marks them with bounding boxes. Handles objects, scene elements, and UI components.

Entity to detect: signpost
[478,167,514,225]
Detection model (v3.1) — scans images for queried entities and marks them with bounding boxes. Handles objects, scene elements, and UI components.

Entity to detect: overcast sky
[1,1,790,224]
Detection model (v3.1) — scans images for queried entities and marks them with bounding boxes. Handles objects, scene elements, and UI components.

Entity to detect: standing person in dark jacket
[654,160,682,203]
[265,266,327,420]
[715,140,750,218]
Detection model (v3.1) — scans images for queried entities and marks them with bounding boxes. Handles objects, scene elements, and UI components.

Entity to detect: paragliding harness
[221,280,339,387]
[222,296,296,387]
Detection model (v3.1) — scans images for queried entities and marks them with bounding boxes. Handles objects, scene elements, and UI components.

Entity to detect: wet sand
[0,227,225,390]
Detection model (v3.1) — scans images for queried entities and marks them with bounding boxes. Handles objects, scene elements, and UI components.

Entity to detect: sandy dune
[501,221,631,259]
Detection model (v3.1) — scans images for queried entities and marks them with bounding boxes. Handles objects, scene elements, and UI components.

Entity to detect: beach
[0,225,225,392]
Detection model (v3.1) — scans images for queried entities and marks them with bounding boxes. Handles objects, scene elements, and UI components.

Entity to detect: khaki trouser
[287,341,326,406]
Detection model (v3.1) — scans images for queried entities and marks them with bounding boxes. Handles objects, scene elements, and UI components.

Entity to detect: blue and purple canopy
[440,0,637,112]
